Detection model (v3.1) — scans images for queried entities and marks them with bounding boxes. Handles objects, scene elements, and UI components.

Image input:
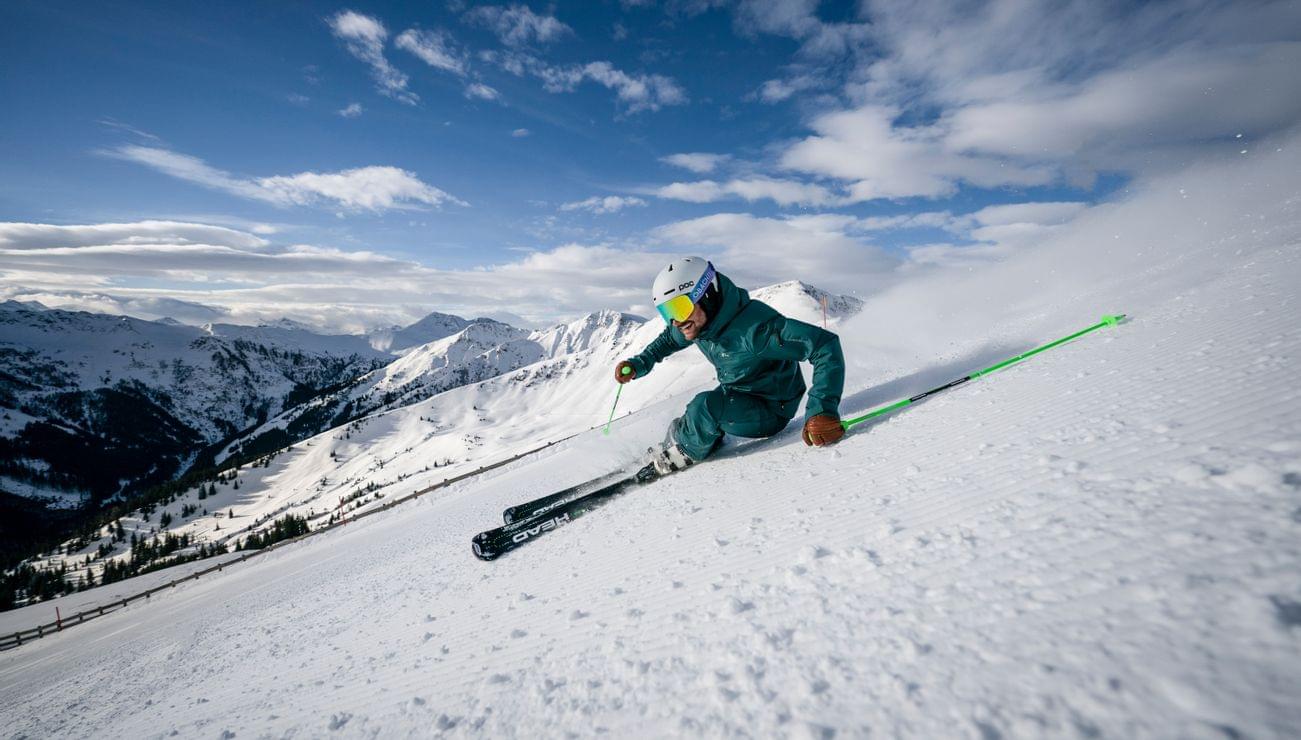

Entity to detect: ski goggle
[655,262,715,325]
[657,294,697,324]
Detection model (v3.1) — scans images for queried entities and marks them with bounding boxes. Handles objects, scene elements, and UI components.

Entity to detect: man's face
[673,302,708,340]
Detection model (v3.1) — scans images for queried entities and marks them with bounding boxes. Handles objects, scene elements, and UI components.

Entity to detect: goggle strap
[689,263,716,304]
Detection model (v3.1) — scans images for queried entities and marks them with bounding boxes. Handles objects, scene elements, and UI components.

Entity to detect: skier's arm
[626,324,690,378]
[753,318,845,418]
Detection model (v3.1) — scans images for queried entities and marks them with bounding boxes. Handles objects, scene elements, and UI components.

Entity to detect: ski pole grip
[620,366,633,376]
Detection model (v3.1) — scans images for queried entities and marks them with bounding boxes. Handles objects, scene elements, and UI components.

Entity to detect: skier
[616,257,846,475]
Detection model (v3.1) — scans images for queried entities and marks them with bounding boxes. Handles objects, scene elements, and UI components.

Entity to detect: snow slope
[1,140,1299,737]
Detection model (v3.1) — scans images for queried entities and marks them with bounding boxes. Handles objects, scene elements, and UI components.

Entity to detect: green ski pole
[841,314,1125,431]
[604,366,633,435]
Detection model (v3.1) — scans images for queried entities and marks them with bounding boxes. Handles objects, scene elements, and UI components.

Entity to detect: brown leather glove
[614,360,636,384]
[802,414,845,446]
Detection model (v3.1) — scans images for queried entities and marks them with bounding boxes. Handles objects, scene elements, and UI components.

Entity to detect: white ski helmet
[652,256,718,324]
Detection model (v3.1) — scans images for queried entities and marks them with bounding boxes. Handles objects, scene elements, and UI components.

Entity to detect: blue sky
[2,1,1298,329]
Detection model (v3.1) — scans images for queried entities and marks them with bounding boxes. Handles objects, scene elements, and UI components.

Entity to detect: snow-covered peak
[750,281,863,325]
[370,310,483,354]
[259,317,317,332]
[332,319,538,404]
[411,319,523,364]
[529,310,646,357]
[0,299,49,312]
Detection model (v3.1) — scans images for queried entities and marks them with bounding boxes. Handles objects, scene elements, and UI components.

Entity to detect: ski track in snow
[2,154,1301,737]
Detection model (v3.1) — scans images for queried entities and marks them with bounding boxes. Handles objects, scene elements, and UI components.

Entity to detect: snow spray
[841,314,1126,431]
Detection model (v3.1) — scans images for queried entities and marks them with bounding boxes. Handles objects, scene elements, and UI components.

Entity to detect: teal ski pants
[670,387,798,461]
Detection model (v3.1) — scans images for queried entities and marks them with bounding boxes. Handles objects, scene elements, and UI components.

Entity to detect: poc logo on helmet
[678,280,695,291]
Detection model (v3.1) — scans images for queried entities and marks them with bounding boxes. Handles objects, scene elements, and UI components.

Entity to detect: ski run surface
[3,138,1301,738]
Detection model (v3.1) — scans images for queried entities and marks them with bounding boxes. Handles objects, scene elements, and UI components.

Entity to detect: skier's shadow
[722,341,1034,460]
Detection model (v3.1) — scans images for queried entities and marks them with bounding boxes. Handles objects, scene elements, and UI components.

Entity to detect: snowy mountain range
[218,311,650,463]
[0,302,389,506]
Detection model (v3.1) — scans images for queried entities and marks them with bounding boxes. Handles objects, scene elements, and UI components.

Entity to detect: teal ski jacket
[627,273,845,419]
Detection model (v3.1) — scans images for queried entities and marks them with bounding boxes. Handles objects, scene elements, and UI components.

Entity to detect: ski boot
[643,438,694,480]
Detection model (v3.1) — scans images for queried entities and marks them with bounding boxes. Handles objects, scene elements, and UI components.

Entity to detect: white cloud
[943,46,1301,160]
[968,202,1088,228]
[755,75,818,103]
[733,0,821,39]
[651,2,1301,203]
[481,49,528,76]
[328,10,417,105]
[902,242,1008,270]
[98,118,162,142]
[653,212,899,296]
[0,222,413,291]
[0,222,671,329]
[724,178,838,208]
[0,221,269,250]
[464,4,573,46]
[2,291,231,324]
[511,128,531,138]
[108,145,465,212]
[541,61,687,113]
[148,214,285,236]
[661,152,729,174]
[732,0,871,61]
[886,200,1092,269]
[106,145,270,202]
[337,103,364,118]
[394,28,468,76]
[963,201,1090,248]
[464,82,501,101]
[559,196,648,214]
[258,168,466,211]
[851,211,961,232]
[631,0,726,14]
[774,201,1088,247]
[774,0,1301,199]
[655,180,725,203]
[484,51,687,113]
[781,105,1054,201]
[0,216,893,329]
[655,177,840,207]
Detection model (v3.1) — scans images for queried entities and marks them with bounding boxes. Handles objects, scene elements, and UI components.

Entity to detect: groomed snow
[1,138,1299,737]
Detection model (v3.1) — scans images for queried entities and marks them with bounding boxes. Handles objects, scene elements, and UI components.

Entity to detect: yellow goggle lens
[656,294,695,324]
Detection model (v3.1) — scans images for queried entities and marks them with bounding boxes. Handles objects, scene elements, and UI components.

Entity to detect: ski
[473,463,659,561]
[502,470,628,524]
